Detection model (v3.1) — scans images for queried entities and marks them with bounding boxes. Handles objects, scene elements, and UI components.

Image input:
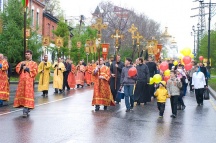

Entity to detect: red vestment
[14,60,38,109]
[68,64,76,88]
[76,65,85,86]
[0,60,9,101]
[85,65,93,85]
[92,65,115,106]
[91,63,97,83]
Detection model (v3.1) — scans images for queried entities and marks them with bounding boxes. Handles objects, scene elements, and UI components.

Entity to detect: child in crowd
[154,81,169,118]
[167,70,182,118]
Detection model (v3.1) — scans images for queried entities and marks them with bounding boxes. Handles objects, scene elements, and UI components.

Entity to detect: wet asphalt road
[0,85,216,143]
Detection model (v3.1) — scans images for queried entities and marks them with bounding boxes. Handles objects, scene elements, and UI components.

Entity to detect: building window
[31,9,34,26]
[52,26,54,38]
[48,23,50,36]
[36,12,39,27]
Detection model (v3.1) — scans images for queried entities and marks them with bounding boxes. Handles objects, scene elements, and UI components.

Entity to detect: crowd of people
[0,50,209,118]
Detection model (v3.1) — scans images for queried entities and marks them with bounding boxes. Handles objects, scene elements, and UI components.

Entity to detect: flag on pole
[22,0,29,7]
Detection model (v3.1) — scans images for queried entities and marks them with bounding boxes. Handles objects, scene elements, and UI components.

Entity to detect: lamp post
[197,23,200,56]
[192,25,196,56]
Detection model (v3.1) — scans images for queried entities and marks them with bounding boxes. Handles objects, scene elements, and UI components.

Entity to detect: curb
[10,81,53,84]
[209,86,216,100]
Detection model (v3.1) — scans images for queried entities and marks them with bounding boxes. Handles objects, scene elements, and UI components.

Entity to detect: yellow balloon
[153,74,162,84]
[164,69,171,76]
[173,61,178,66]
[149,77,154,85]
[182,48,191,56]
[189,54,194,59]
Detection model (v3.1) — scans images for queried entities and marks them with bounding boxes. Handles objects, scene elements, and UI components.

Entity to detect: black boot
[54,88,58,94]
[95,105,100,111]
[104,106,107,110]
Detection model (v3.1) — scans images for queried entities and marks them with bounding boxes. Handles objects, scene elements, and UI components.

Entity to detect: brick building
[29,0,45,36]
[42,12,58,41]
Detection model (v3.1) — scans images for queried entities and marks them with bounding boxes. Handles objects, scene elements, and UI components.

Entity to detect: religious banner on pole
[147,40,158,55]
[89,40,94,54]
[77,41,81,48]
[43,36,50,46]
[101,43,110,60]
[26,28,31,38]
[55,37,63,48]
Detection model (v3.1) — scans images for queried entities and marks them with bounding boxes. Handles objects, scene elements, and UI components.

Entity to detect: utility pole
[191,0,216,71]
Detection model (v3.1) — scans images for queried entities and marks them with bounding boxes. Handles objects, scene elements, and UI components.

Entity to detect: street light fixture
[191,25,196,56]
[197,23,200,56]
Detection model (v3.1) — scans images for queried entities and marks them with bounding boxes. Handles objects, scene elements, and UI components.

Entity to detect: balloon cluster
[179,48,193,71]
[149,74,162,85]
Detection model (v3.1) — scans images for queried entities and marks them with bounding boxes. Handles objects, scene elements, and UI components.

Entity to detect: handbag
[203,89,210,100]
[117,86,124,99]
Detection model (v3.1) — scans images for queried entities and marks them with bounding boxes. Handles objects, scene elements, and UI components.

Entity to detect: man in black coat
[134,58,150,105]
[63,58,71,91]
[199,62,208,85]
[110,55,124,104]
[146,56,157,99]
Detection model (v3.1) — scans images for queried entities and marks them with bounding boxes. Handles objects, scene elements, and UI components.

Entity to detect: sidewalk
[209,86,216,100]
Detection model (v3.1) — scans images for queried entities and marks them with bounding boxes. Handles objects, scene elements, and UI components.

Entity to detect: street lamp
[197,23,200,55]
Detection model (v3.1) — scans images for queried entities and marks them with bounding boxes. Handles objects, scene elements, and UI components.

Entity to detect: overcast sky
[60,0,216,52]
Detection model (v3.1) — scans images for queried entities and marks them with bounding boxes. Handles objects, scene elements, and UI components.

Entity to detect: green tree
[199,30,216,68]
[0,0,42,66]
[52,19,70,59]
[71,26,97,64]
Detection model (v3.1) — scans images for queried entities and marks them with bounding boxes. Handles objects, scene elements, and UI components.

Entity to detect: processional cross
[111,29,124,48]
[128,24,138,45]
[111,29,124,89]
[91,18,108,38]
[133,32,144,57]
[91,18,108,92]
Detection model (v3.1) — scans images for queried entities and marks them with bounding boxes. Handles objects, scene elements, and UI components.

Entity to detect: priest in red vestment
[85,63,93,86]
[91,60,97,84]
[68,60,76,89]
[13,50,38,117]
[92,58,115,111]
[0,53,9,107]
[76,61,85,88]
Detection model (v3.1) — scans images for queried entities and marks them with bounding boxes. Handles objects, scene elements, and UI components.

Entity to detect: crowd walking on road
[0,51,210,118]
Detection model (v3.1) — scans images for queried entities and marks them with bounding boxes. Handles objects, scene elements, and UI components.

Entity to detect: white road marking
[0,90,93,116]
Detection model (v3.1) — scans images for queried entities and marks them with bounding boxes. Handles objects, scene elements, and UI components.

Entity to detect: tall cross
[91,18,108,38]
[132,32,143,45]
[128,24,138,45]
[111,29,124,48]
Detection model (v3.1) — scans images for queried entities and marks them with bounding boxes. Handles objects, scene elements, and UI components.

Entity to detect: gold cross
[132,32,143,45]
[91,18,108,38]
[128,24,137,37]
[111,29,124,47]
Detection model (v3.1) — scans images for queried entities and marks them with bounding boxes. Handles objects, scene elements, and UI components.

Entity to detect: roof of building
[43,12,59,23]
[33,0,45,8]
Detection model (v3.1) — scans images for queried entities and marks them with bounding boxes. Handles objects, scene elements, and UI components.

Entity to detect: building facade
[29,0,45,36]
[42,12,58,41]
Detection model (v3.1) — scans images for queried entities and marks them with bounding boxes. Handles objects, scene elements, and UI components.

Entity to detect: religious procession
[0,21,210,118]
